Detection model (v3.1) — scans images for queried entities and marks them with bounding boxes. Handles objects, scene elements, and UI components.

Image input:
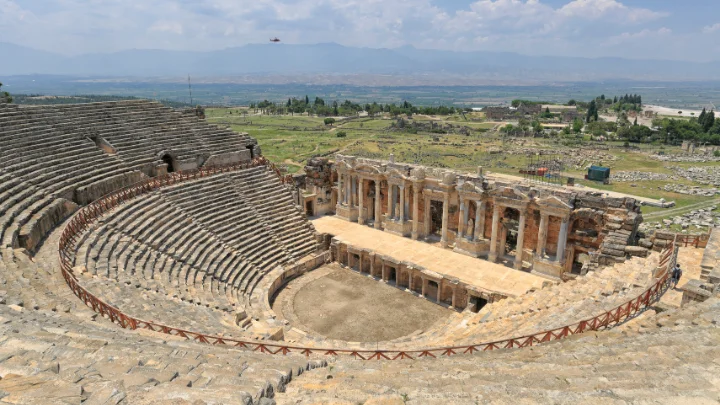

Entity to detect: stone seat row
[276,297,720,405]
[0,296,326,404]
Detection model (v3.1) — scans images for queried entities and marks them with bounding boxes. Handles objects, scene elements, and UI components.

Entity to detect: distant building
[644,110,656,118]
[484,107,511,120]
[562,110,580,123]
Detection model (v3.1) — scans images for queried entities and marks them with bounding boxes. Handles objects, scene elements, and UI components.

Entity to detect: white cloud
[149,20,183,35]
[1,0,703,60]
[703,23,720,34]
[604,27,672,45]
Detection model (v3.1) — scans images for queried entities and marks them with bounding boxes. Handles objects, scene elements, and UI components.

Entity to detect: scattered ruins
[0,100,717,404]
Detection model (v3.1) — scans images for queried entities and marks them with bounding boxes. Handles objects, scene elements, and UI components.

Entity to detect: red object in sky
[270,37,281,42]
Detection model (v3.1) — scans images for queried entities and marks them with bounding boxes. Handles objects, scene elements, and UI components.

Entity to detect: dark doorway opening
[430,200,443,236]
[426,280,439,300]
[571,251,589,275]
[305,201,314,216]
[352,254,360,272]
[246,145,255,159]
[388,267,396,284]
[470,296,488,313]
[161,154,175,173]
[503,207,520,255]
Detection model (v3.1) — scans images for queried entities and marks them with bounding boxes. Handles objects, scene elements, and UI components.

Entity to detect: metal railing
[58,161,677,360]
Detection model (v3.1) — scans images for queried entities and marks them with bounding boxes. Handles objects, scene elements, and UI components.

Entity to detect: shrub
[336,131,347,138]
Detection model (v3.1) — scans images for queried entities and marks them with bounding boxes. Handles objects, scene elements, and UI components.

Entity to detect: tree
[324,117,335,126]
[0,83,11,104]
[586,100,598,123]
[572,118,584,133]
[703,110,715,133]
[305,95,309,105]
[567,99,577,106]
[287,98,291,108]
[699,108,707,126]
[633,117,638,126]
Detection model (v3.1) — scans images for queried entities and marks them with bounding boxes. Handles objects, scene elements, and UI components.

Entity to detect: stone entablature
[300,154,645,280]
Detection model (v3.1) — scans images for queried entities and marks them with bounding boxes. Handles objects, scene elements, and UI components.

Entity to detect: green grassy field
[206,108,719,221]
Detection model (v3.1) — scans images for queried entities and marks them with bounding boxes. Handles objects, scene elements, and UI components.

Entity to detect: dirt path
[643,197,720,220]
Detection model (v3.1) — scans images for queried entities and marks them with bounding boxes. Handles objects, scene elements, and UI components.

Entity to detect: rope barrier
[58,159,678,360]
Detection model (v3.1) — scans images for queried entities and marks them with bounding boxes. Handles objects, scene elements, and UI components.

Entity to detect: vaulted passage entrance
[161,154,175,173]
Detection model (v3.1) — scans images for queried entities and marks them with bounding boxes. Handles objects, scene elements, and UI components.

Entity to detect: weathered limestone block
[74,170,146,205]
[602,248,626,257]
[624,246,649,257]
[203,149,252,167]
[18,198,78,252]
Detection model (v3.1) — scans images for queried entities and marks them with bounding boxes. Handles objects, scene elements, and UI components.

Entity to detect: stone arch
[158,152,176,173]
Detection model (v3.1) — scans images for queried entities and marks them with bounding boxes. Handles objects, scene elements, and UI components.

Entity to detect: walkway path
[312,216,547,297]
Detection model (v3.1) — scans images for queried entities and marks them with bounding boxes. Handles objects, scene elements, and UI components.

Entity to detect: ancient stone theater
[0,100,717,404]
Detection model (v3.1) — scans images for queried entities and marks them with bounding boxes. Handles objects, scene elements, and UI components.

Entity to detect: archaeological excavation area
[0,100,718,404]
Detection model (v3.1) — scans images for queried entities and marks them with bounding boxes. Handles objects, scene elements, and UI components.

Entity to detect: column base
[453,238,489,258]
[336,204,359,222]
[384,219,413,237]
[488,252,498,262]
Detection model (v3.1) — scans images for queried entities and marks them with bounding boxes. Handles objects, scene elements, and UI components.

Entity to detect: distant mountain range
[2,42,719,82]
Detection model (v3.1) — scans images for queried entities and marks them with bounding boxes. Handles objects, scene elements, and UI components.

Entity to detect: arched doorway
[387,266,397,284]
[161,154,175,173]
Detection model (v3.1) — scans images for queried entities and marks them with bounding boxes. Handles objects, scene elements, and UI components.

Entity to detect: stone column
[424,196,431,237]
[390,185,396,220]
[381,262,387,281]
[408,271,414,291]
[412,187,421,239]
[556,217,569,263]
[399,185,406,223]
[346,175,351,206]
[536,213,549,257]
[440,192,450,248]
[451,289,457,308]
[474,200,486,241]
[458,199,466,239]
[489,204,501,262]
[338,173,344,205]
[404,187,410,221]
[374,180,382,229]
[421,278,427,298]
[436,282,441,303]
[358,179,364,224]
[514,212,526,270]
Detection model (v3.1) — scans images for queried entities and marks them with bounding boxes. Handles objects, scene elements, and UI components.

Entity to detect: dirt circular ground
[285,264,453,342]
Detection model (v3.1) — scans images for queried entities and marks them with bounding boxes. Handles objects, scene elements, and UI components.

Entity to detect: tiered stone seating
[277,297,720,405]
[70,169,319,340]
[228,166,318,261]
[0,103,138,251]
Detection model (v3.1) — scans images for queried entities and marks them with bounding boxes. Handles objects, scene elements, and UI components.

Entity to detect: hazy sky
[2,0,719,61]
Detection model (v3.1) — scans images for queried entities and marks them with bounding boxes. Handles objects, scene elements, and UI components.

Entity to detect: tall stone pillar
[338,173,344,205]
[421,278,427,298]
[556,217,569,263]
[440,192,450,248]
[489,204,501,262]
[536,213,549,257]
[424,196,431,237]
[404,187,410,221]
[358,179,365,224]
[412,187,421,239]
[458,199,467,239]
[390,185,396,220]
[399,185,406,223]
[374,180,382,229]
[514,212,526,270]
[474,200,485,241]
[346,175,351,206]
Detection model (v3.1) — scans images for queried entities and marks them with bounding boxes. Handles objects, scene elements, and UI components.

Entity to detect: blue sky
[1,0,719,61]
